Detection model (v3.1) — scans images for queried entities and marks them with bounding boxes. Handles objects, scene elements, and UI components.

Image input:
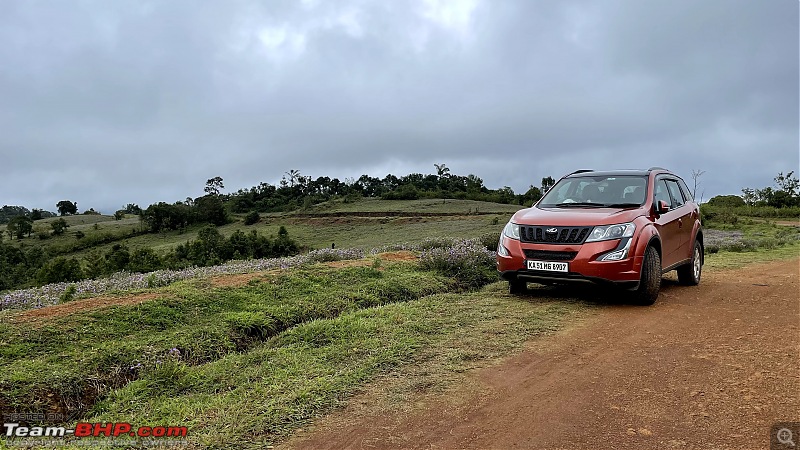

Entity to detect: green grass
[92,286,583,449]
[0,258,586,449]
[0,264,454,417]
[704,241,800,269]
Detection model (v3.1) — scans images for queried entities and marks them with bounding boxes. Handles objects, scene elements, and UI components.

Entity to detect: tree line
[708,171,799,208]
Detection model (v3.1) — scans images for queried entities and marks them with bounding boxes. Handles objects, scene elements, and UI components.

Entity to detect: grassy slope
[0,259,583,449]
[9,199,520,260]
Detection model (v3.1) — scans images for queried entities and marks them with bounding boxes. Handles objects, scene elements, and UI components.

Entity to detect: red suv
[496,168,703,305]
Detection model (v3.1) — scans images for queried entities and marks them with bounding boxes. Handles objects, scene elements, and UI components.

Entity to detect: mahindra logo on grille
[546,227,558,234]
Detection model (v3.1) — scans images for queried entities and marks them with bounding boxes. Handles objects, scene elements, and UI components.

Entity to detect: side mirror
[655,200,670,214]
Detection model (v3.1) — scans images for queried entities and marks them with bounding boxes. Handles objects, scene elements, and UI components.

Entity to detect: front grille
[523,249,578,261]
[520,226,591,244]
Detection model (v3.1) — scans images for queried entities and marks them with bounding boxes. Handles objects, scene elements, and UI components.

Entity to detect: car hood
[512,206,644,227]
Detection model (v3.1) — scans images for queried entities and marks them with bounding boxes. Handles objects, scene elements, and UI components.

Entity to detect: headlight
[585,223,635,242]
[503,222,520,240]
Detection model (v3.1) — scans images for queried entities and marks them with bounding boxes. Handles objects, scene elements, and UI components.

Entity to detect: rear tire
[509,279,526,295]
[632,246,661,305]
[677,240,702,286]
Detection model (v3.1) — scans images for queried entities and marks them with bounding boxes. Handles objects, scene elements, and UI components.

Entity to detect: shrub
[707,195,746,208]
[244,211,260,225]
[128,248,163,273]
[477,232,500,251]
[419,240,496,289]
[59,284,77,303]
[36,257,84,284]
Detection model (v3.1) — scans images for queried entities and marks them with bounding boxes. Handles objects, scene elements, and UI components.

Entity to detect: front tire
[632,246,661,305]
[677,240,702,285]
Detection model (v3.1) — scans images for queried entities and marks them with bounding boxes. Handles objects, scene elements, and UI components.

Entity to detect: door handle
[678,218,683,228]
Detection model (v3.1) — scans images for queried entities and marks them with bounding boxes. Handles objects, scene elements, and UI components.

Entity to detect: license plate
[526,260,569,272]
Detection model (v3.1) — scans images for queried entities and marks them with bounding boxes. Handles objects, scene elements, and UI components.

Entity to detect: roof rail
[568,169,594,175]
[648,166,668,171]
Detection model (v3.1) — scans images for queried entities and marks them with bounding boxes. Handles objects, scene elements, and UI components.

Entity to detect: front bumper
[496,235,643,287]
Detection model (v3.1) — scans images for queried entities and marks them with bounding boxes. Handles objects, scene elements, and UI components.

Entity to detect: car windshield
[538,175,648,208]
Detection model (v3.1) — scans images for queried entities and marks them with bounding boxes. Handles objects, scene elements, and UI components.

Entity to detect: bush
[419,240,496,289]
[128,248,163,273]
[707,195,746,208]
[36,257,84,284]
[477,232,500,251]
[244,211,260,225]
[59,284,77,303]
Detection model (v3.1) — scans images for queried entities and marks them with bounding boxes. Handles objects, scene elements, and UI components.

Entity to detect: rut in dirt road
[290,259,800,450]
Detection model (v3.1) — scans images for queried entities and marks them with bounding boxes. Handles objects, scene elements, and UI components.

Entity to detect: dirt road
[291,258,799,449]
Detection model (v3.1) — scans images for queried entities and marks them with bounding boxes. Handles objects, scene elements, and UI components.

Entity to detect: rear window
[539,175,648,207]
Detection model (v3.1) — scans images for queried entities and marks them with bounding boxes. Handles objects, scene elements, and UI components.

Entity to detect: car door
[652,178,682,269]
[665,179,693,262]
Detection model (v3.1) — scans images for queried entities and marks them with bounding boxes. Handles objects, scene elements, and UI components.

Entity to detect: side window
[677,179,694,202]
[654,180,671,207]
[666,180,686,208]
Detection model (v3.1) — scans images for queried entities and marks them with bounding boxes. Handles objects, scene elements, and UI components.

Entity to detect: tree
[196,195,228,226]
[127,247,162,273]
[541,176,555,193]
[7,216,33,239]
[105,244,131,272]
[285,170,301,188]
[56,200,78,216]
[775,171,799,199]
[690,169,706,199]
[707,195,745,208]
[524,185,543,204]
[31,209,43,221]
[434,163,451,177]
[114,210,126,220]
[124,203,142,215]
[51,218,69,235]
[741,188,757,206]
[204,176,225,196]
[36,257,83,284]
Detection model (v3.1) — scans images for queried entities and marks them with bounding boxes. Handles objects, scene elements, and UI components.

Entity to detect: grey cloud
[0,0,796,213]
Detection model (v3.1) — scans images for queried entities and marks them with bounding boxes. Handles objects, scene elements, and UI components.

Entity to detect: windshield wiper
[603,203,641,208]
[552,202,607,208]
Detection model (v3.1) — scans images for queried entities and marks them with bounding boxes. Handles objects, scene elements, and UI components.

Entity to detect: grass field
[703,241,800,269]
[0,258,584,449]
[10,199,519,261]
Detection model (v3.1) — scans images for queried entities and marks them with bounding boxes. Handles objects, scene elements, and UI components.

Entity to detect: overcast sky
[1,0,797,213]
